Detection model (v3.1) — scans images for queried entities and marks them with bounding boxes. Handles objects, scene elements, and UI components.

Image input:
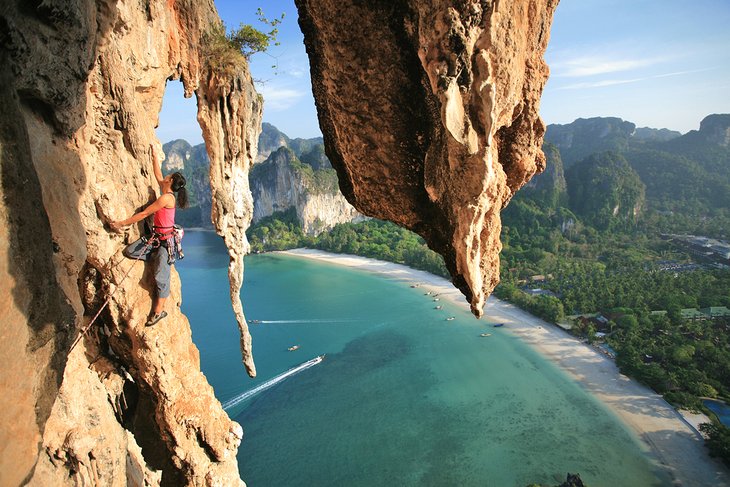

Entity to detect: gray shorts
[123,238,172,298]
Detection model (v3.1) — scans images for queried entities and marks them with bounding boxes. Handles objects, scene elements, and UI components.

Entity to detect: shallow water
[179,230,665,486]
[704,399,730,427]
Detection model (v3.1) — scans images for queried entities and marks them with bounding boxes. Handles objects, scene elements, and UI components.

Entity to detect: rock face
[0,0,258,485]
[250,146,363,235]
[296,0,559,316]
[545,117,637,168]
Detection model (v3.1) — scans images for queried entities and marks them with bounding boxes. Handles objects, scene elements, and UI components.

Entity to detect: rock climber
[110,143,188,326]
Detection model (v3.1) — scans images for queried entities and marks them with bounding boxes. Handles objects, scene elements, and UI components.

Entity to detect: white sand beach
[280,248,729,487]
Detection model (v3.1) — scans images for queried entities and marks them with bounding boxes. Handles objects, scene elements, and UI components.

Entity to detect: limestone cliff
[296,0,559,316]
[250,147,363,235]
[0,0,259,485]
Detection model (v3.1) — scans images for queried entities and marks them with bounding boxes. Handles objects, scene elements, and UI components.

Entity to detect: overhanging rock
[296,0,559,316]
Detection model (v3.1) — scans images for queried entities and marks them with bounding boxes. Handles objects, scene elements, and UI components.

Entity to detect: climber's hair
[170,172,188,209]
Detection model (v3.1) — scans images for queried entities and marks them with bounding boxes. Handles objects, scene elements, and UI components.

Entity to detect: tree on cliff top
[203,8,284,74]
[228,8,284,59]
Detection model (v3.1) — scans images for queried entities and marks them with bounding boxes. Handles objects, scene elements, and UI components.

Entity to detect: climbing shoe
[145,311,167,327]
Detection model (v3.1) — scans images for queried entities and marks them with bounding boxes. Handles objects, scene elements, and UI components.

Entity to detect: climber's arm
[109,195,170,231]
[151,142,164,186]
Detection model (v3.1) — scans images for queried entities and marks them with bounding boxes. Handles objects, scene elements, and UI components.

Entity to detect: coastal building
[680,308,706,321]
[563,313,611,333]
[663,234,730,264]
[522,287,559,298]
[700,306,730,320]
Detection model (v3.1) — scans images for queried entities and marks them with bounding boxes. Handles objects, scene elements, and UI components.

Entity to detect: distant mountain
[632,127,682,142]
[545,117,637,168]
[299,143,331,170]
[257,122,325,163]
[660,114,730,174]
[565,152,645,231]
[540,114,730,218]
[257,123,288,163]
[689,114,730,147]
[249,146,361,235]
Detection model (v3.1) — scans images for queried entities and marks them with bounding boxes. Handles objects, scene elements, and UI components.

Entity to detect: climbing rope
[69,236,158,353]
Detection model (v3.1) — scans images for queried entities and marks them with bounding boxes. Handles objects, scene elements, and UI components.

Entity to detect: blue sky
[156,0,730,144]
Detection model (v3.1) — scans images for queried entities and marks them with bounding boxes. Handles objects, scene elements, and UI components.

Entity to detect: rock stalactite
[1,0,258,484]
[296,0,559,316]
[197,68,262,379]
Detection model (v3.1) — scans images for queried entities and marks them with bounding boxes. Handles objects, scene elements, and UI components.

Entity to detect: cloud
[556,77,648,90]
[552,55,663,77]
[287,67,307,78]
[258,86,306,110]
[554,67,716,90]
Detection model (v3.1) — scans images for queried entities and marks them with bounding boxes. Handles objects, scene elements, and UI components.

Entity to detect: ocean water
[179,230,666,487]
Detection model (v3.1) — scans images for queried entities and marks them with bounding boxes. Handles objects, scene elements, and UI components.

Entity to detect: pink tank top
[153,205,176,240]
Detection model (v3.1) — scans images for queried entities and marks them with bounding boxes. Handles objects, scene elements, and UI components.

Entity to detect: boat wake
[222,355,326,411]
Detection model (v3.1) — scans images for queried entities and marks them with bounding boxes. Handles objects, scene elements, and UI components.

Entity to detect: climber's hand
[150,142,164,162]
[109,221,124,232]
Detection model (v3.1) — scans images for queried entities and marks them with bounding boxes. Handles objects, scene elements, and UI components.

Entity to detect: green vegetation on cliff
[565,152,645,231]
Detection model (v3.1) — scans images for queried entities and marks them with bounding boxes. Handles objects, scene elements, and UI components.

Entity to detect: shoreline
[278,248,729,487]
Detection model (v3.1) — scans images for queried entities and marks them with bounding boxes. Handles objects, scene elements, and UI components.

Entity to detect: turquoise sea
[179,230,667,486]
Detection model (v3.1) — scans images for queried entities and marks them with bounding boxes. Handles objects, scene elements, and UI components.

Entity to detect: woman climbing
[110,143,188,326]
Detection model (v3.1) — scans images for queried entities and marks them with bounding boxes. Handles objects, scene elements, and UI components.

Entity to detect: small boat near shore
[480,333,492,337]
[288,345,300,351]
[446,317,455,321]
[493,323,505,328]
[434,305,443,310]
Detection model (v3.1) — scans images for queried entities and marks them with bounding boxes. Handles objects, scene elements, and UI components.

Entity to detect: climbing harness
[152,224,185,264]
[69,235,158,353]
